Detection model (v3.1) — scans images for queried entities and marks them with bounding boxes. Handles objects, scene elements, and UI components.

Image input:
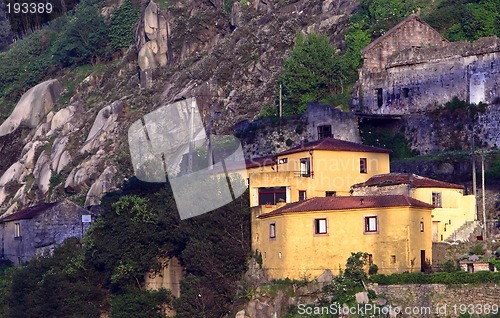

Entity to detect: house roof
[276,137,391,156]
[258,195,434,219]
[361,14,448,54]
[246,155,276,169]
[1,202,59,222]
[351,173,464,190]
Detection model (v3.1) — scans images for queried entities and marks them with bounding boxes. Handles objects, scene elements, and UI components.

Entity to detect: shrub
[109,0,141,51]
[371,271,500,285]
[470,243,485,255]
[368,264,379,275]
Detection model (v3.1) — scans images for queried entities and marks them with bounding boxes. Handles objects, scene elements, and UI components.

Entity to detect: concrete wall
[145,257,185,298]
[352,185,476,242]
[252,206,432,280]
[249,149,390,206]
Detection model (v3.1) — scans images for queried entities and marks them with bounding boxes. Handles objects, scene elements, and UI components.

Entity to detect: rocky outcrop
[0,79,62,136]
[137,1,169,87]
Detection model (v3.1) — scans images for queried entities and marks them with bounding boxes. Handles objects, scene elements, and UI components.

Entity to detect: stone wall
[1,200,92,264]
[354,37,500,115]
[362,15,448,74]
[371,283,500,318]
[236,103,360,159]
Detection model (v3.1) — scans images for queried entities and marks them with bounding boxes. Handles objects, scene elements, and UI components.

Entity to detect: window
[325,191,336,197]
[299,190,306,201]
[314,218,327,234]
[368,254,373,266]
[300,158,310,177]
[258,187,286,205]
[14,223,21,238]
[420,221,424,232]
[278,158,288,164]
[364,216,378,233]
[269,223,276,239]
[317,125,332,140]
[402,87,409,98]
[391,255,397,264]
[432,192,442,208]
[360,158,367,173]
[376,88,383,107]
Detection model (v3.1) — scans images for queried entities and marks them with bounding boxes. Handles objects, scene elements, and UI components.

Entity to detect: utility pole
[481,149,486,239]
[207,105,213,169]
[187,98,196,174]
[470,114,478,220]
[279,84,283,118]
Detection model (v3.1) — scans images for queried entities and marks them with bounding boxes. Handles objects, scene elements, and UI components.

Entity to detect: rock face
[137,0,169,87]
[0,79,62,136]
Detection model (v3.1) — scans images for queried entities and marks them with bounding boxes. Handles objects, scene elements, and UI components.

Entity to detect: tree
[52,3,109,66]
[0,2,12,51]
[278,32,341,116]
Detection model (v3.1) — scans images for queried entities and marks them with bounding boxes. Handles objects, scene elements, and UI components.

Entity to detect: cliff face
[0,0,359,214]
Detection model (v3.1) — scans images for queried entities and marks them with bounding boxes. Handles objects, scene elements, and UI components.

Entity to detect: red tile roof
[258,195,434,219]
[276,137,391,156]
[351,173,464,190]
[1,202,59,222]
[246,155,276,169]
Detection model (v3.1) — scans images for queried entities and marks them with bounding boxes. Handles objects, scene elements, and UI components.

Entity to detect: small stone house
[0,200,93,264]
[352,14,500,115]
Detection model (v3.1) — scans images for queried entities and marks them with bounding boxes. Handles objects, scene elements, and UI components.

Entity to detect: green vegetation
[424,0,499,41]
[3,179,251,318]
[109,0,141,51]
[0,0,138,120]
[371,271,500,285]
[360,124,417,159]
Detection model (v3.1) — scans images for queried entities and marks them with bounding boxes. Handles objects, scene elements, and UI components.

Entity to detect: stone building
[352,14,500,115]
[0,200,93,264]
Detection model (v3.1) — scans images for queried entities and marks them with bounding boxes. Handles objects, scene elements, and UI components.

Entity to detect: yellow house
[252,195,434,280]
[248,138,391,207]
[351,173,476,242]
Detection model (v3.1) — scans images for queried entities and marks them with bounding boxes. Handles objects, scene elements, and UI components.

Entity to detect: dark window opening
[299,190,307,201]
[376,88,383,107]
[325,191,336,197]
[420,221,424,232]
[432,192,442,208]
[314,218,328,234]
[402,87,409,98]
[360,158,367,173]
[317,125,332,140]
[368,254,373,266]
[365,216,378,233]
[258,187,286,205]
[300,158,311,177]
[269,223,276,238]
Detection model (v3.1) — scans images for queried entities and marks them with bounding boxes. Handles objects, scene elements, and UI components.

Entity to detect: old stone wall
[371,283,500,318]
[236,103,360,159]
[355,37,500,115]
[351,184,410,196]
[362,15,447,74]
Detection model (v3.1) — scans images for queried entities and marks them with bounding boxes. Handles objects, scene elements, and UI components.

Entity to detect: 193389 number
[6,2,53,14]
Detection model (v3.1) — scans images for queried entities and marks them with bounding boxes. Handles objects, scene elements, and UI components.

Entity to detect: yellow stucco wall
[252,206,432,280]
[249,150,390,207]
[412,188,476,241]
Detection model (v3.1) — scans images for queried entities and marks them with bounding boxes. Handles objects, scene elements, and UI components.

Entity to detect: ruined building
[352,15,500,115]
